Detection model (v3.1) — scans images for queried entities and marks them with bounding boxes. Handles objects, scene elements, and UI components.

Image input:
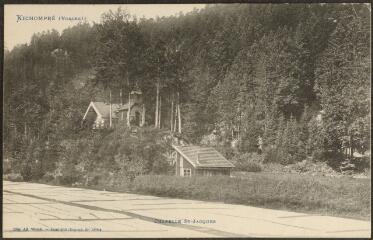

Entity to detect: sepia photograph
[3,2,371,238]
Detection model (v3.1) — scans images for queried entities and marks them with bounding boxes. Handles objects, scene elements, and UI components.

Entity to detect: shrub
[30,161,44,180]
[20,162,32,181]
[87,174,101,186]
[17,140,47,181]
[4,173,24,182]
[263,146,302,165]
[232,153,263,172]
[130,174,370,220]
[94,127,171,176]
[322,151,346,170]
[41,172,55,183]
[215,144,237,160]
[3,158,13,174]
[291,160,309,173]
[241,160,262,172]
[262,146,278,163]
[58,174,80,186]
[353,156,371,172]
[200,132,220,146]
[54,158,80,186]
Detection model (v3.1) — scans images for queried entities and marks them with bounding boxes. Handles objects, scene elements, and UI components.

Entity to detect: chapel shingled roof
[91,102,135,119]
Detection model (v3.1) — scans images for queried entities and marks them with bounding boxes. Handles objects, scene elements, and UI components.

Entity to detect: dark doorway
[135,111,141,126]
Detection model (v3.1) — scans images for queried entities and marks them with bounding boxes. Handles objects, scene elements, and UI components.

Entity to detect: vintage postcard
[3,3,371,238]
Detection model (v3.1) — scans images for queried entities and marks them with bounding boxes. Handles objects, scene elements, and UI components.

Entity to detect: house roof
[115,102,136,112]
[83,101,134,120]
[172,145,235,168]
[92,102,121,119]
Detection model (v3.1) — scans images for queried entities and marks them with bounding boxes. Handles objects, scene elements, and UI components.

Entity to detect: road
[3,181,371,238]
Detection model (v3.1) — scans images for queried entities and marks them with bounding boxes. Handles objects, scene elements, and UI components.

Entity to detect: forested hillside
[4,4,371,183]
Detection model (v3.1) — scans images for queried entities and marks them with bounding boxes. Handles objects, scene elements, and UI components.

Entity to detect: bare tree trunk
[24,122,27,139]
[350,135,353,159]
[238,109,242,142]
[159,96,163,128]
[14,125,17,140]
[120,88,123,121]
[141,104,146,127]
[170,93,174,132]
[127,90,131,127]
[174,105,177,132]
[155,80,159,128]
[237,125,240,141]
[125,72,131,127]
[109,89,112,128]
[263,61,268,126]
[177,92,181,134]
[85,173,89,186]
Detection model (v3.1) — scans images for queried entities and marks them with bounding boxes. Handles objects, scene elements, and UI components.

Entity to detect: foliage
[3,173,24,182]
[3,4,371,180]
[35,127,172,186]
[131,174,370,220]
[231,153,263,172]
[3,158,13,175]
[314,5,370,159]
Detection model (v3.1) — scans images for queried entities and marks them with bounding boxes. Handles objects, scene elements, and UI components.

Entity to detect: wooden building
[172,145,234,177]
[82,88,145,129]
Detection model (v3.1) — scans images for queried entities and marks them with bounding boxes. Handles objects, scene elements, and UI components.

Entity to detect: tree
[94,8,147,127]
[315,4,370,159]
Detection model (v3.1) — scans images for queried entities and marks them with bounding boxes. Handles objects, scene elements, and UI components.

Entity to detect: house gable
[172,145,197,168]
[83,102,102,120]
[83,101,130,121]
[82,100,145,128]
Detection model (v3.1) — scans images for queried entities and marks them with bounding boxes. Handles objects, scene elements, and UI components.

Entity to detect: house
[82,88,145,129]
[172,145,234,177]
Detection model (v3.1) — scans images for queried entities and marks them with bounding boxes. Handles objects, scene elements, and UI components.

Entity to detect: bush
[232,153,263,172]
[130,174,370,220]
[215,144,237,160]
[53,157,80,186]
[263,146,302,165]
[322,151,346,170]
[20,162,32,181]
[94,127,171,176]
[41,172,55,183]
[57,175,80,186]
[3,158,13,174]
[262,146,278,163]
[241,160,262,172]
[353,156,371,172]
[4,173,24,182]
[9,127,174,185]
[30,161,44,180]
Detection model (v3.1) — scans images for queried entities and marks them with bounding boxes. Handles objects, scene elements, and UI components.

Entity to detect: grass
[21,171,370,221]
[129,173,371,221]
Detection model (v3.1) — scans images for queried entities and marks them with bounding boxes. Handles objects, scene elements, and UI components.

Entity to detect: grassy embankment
[125,173,370,221]
[7,171,370,221]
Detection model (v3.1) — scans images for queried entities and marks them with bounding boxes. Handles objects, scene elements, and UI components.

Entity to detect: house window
[183,168,191,177]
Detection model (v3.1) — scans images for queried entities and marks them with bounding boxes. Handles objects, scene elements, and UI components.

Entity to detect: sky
[4,4,206,51]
